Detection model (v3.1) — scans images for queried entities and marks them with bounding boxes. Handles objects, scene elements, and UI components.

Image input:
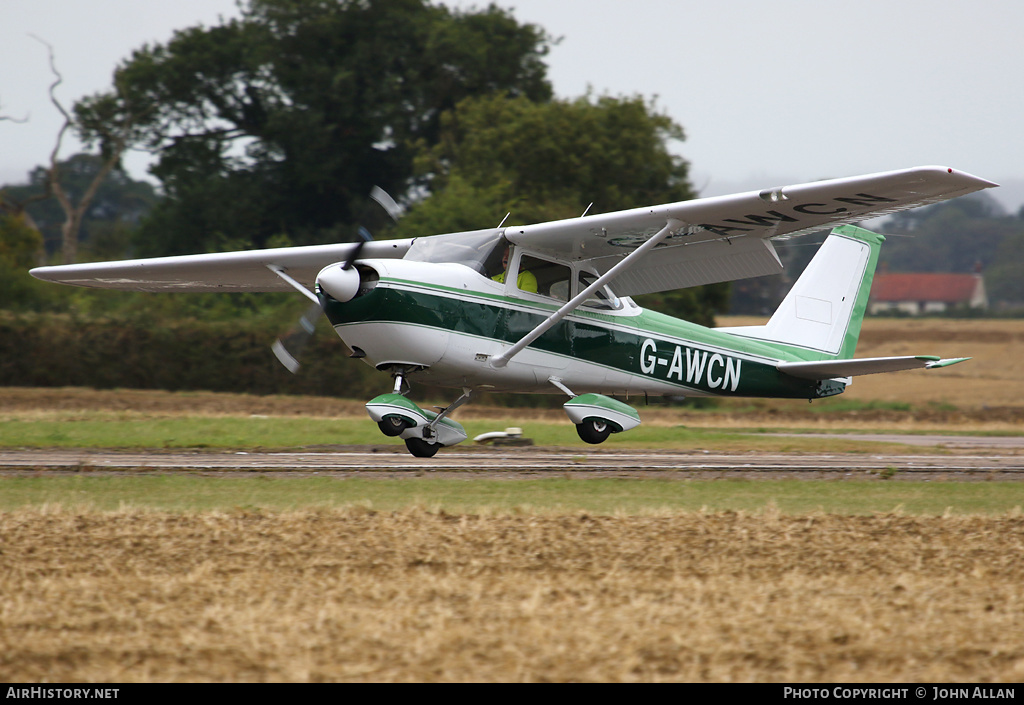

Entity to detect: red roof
[871,273,980,303]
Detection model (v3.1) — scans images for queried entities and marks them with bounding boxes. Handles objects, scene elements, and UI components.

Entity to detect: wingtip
[28,266,58,282]
[925,356,972,369]
[935,166,999,189]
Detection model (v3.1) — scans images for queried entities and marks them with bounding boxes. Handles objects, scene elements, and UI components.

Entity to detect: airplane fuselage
[322,258,844,400]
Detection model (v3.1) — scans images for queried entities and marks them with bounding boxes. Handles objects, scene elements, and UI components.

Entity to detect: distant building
[869,269,988,315]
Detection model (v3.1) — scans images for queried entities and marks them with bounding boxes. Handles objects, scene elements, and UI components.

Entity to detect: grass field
[2,317,1023,682]
[0,409,957,453]
[4,476,1024,515]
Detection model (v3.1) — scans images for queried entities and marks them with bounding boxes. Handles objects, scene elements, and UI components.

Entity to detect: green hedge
[1,313,578,407]
[0,312,386,398]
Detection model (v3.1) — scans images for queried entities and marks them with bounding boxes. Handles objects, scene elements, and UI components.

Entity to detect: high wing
[30,239,414,293]
[31,166,995,297]
[505,166,997,296]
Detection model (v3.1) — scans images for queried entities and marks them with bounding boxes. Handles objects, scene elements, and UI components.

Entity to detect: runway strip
[2,435,1023,479]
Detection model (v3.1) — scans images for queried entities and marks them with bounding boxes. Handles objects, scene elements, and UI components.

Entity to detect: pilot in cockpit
[491,246,538,293]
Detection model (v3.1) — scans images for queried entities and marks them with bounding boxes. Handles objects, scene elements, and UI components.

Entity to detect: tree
[401,93,695,228]
[0,37,147,264]
[31,37,146,264]
[2,154,158,260]
[978,207,1024,307]
[73,0,727,323]
[985,234,1024,305]
[0,212,46,309]
[394,93,726,325]
[79,0,553,256]
[879,192,1012,274]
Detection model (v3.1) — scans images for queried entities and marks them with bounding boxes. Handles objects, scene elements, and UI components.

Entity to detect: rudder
[717,225,883,359]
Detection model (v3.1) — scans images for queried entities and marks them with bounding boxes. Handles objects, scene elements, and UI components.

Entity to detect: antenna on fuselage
[580,203,593,217]
[496,212,511,229]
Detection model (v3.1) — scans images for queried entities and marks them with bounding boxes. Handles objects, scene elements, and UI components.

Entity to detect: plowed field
[3,507,1023,682]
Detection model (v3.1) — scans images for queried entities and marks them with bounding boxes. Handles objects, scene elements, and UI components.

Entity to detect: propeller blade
[369,186,402,222]
[341,240,365,271]
[342,226,373,271]
[272,208,379,373]
[271,339,302,374]
[272,301,324,374]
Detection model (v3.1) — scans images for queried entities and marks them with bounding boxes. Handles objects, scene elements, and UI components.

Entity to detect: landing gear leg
[373,367,416,436]
[391,368,410,395]
[405,388,473,458]
[426,388,472,436]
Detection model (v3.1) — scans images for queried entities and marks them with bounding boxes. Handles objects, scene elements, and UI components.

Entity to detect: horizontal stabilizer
[777,356,970,380]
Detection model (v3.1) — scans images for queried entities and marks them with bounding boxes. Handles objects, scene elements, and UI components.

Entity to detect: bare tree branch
[29,35,133,264]
[0,97,29,123]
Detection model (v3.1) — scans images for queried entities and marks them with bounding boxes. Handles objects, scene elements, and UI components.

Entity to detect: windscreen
[404,228,504,275]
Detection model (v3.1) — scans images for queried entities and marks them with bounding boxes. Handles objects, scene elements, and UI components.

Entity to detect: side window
[517,255,571,301]
[577,272,623,311]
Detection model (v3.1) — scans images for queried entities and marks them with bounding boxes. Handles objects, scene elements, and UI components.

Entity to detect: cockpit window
[518,255,571,300]
[577,272,622,311]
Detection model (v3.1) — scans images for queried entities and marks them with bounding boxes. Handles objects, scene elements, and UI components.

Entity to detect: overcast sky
[3,0,1022,211]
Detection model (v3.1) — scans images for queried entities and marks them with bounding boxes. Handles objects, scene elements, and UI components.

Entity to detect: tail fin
[717,225,883,360]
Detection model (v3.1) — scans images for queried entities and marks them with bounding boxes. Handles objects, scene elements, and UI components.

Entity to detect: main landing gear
[365,369,471,458]
[551,377,642,445]
[575,417,612,445]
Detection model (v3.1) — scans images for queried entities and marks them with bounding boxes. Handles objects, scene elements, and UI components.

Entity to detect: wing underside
[30,240,414,293]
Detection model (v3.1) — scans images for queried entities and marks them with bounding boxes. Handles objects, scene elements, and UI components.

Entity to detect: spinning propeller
[271,188,399,373]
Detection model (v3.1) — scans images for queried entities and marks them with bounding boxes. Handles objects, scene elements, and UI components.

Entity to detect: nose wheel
[404,437,440,458]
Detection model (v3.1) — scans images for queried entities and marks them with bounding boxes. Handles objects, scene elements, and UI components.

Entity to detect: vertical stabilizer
[716,225,883,360]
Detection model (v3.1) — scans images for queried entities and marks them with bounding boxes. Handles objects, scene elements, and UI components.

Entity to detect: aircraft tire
[378,416,410,437]
[576,418,611,445]
[405,437,440,458]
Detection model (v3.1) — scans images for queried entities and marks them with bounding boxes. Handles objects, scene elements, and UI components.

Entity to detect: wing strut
[267,265,319,304]
[489,218,682,369]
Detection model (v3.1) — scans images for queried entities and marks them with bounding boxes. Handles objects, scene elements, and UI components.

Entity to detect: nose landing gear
[365,374,471,457]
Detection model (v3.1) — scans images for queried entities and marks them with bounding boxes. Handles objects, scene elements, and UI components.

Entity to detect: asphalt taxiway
[2,433,1023,480]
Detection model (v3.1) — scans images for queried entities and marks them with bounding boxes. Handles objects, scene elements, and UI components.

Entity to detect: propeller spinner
[272,198,393,373]
[315,227,371,303]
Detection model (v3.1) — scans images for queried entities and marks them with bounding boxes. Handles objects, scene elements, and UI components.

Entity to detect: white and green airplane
[31,166,996,457]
